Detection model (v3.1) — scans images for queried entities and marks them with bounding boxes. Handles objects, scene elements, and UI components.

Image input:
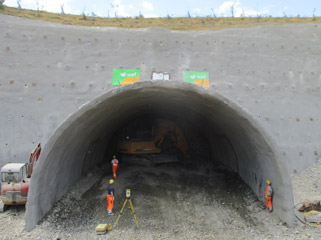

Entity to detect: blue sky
[3,0,320,18]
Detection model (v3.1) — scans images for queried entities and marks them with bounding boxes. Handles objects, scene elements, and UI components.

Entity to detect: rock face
[0,14,320,228]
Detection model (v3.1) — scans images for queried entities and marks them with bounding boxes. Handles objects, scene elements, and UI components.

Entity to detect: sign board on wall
[112,69,140,86]
[151,71,170,81]
[182,71,209,87]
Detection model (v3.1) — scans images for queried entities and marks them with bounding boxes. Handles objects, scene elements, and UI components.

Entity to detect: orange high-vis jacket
[265,185,272,197]
[111,159,119,166]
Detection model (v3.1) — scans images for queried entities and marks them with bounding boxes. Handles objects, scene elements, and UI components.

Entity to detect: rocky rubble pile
[292,157,321,204]
[0,161,321,239]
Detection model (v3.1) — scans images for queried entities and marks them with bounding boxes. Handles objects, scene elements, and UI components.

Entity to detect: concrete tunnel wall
[25,81,293,230]
[0,14,320,229]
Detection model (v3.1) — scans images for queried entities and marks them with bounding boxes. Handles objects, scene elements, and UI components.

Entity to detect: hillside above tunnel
[0,6,321,31]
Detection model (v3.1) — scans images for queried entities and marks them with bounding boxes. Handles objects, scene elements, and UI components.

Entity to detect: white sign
[152,71,170,81]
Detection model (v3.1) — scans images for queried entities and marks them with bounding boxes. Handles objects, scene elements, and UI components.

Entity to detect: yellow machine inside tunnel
[118,141,161,154]
[116,118,189,166]
[117,119,188,155]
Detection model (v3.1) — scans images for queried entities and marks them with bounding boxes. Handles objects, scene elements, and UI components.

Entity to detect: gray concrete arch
[25,80,294,230]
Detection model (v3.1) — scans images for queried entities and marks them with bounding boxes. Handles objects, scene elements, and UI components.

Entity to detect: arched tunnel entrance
[25,81,294,230]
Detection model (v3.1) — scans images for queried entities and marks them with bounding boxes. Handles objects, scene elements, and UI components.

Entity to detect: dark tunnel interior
[26,82,294,230]
[104,111,212,171]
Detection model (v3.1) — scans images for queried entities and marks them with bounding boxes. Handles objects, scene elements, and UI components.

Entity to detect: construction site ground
[0,157,321,240]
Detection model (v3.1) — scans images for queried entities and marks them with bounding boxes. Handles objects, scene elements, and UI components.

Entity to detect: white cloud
[4,0,23,8]
[107,0,130,17]
[193,8,201,14]
[4,0,71,14]
[142,1,153,11]
[216,0,269,17]
[109,0,141,17]
[117,4,131,17]
[144,13,158,18]
[41,0,72,13]
[218,1,236,15]
[3,0,15,6]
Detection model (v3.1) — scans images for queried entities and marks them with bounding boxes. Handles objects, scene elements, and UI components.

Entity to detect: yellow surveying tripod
[114,189,139,228]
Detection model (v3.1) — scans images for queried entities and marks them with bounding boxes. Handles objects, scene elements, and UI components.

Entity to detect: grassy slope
[0,5,321,31]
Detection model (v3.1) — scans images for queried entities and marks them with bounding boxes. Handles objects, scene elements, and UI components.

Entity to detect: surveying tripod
[114,189,139,228]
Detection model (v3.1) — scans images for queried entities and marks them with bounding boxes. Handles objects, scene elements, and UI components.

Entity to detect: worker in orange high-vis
[265,180,273,212]
[111,155,119,179]
[107,179,115,215]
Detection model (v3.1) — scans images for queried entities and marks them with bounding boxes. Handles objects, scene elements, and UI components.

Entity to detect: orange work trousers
[266,196,272,211]
[107,194,114,213]
[112,165,118,179]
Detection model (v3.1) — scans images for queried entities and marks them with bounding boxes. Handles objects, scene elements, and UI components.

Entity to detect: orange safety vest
[111,159,118,166]
[265,185,272,197]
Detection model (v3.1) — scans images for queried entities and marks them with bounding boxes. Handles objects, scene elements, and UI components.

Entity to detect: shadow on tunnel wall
[25,81,294,230]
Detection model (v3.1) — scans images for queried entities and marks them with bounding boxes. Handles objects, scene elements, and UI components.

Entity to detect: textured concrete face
[0,15,320,229]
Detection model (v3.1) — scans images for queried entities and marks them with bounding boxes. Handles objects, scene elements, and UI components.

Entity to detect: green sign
[183,71,209,87]
[112,69,140,86]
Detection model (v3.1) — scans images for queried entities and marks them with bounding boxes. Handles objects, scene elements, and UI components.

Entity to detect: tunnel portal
[25,81,293,230]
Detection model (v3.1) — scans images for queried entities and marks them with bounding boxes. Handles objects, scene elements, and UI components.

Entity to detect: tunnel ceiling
[26,81,293,230]
[83,85,245,140]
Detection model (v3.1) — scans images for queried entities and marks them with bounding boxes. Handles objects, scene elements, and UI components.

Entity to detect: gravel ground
[1,158,321,240]
[292,157,321,204]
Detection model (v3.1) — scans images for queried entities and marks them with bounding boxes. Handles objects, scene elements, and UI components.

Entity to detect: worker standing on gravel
[111,155,119,179]
[107,179,115,215]
[265,180,273,212]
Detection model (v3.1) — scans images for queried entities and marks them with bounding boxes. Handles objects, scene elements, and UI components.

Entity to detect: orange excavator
[117,119,188,165]
[153,119,188,155]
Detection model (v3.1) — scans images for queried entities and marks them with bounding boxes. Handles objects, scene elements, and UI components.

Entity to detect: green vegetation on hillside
[0,6,320,31]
